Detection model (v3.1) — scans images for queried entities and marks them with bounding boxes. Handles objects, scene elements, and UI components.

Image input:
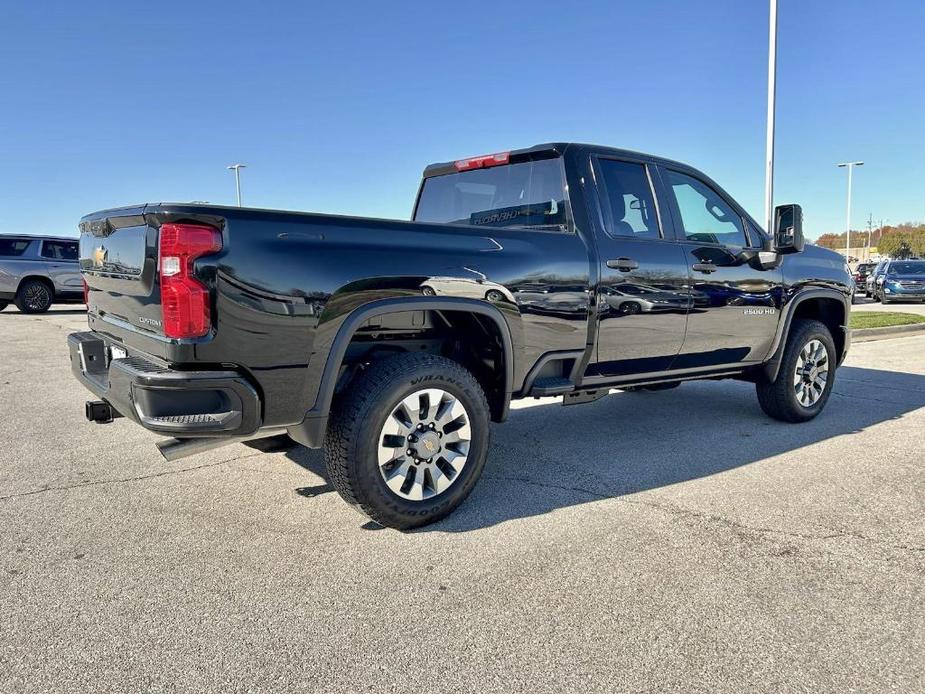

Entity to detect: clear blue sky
[1,0,922,240]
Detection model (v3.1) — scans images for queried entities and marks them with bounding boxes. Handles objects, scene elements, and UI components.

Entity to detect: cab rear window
[415,159,569,231]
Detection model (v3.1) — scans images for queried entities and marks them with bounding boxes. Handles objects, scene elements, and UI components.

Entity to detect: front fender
[762,288,850,382]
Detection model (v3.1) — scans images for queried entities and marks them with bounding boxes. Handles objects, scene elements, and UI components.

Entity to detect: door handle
[692,262,717,274]
[606,258,639,272]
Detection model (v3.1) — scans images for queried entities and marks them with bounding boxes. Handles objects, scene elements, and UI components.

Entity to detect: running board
[530,376,574,396]
[562,389,608,406]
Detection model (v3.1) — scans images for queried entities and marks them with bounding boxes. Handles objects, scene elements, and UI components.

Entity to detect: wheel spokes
[377,387,471,502]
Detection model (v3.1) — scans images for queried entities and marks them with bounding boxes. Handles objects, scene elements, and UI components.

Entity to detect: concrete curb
[851,322,925,343]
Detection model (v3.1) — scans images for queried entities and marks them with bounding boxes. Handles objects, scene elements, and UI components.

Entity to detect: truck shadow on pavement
[285,365,925,532]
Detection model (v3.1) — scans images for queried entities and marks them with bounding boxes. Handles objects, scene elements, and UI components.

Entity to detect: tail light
[159,223,222,338]
[82,278,89,305]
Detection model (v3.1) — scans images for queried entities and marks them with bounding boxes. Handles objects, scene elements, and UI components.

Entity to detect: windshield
[415,158,568,231]
[888,261,925,275]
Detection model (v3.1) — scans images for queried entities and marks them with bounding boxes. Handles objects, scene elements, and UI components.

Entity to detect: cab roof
[421,142,692,178]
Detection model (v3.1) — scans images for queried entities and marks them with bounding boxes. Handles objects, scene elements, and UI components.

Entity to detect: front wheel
[756,319,836,423]
[0,301,8,312]
[325,353,490,529]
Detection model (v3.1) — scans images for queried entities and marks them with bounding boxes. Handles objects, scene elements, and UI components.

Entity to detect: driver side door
[658,167,783,369]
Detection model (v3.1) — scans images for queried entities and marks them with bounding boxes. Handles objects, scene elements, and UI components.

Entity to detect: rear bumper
[67,331,261,437]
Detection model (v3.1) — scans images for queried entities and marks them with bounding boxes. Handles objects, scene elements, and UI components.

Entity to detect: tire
[15,279,53,313]
[325,353,491,529]
[756,319,836,423]
[0,301,8,311]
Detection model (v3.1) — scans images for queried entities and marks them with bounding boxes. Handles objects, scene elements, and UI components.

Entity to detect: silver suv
[0,235,83,313]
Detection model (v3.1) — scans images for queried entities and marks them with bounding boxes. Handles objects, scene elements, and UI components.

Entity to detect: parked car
[67,143,851,529]
[853,262,876,299]
[876,259,925,303]
[0,235,83,313]
[866,259,889,299]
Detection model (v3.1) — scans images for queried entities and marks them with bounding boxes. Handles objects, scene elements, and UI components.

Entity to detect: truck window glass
[0,238,31,257]
[665,170,747,247]
[596,159,660,240]
[415,159,568,231]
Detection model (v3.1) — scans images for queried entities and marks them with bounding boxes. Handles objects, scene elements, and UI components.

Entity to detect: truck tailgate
[79,206,166,344]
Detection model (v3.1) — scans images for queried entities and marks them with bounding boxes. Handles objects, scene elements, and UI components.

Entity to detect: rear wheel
[325,353,490,529]
[15,279,53,313]
[756,319,836,423]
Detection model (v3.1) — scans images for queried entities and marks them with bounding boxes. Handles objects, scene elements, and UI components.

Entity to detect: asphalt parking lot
[853,294,925,316]
[2,306,923,693]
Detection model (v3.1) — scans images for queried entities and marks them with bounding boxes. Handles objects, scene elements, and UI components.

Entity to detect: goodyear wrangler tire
[324,353,491,529]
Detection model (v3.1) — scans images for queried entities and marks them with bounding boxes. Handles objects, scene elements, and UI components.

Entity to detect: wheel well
[18,275,54,294]
[334,308,509,422]
[791,297,847,362]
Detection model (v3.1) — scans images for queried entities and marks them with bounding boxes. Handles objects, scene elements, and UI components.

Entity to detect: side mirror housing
[774,204,804,254]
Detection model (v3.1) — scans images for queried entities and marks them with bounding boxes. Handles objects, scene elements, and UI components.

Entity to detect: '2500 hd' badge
[743,307,776,315]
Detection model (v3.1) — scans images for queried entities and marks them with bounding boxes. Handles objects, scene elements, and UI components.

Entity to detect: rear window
[0,238,31,257]
[414,159,569,231]
[40,240,78,260]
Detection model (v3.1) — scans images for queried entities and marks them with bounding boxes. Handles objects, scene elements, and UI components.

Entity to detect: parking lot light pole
[227,163,247,207]
[764,0,778,235]
[837,161,863,262]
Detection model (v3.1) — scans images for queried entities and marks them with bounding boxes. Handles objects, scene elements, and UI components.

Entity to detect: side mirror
[774,203,804,254]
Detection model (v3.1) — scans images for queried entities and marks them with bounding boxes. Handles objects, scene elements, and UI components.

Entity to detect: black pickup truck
[69,143,851,528]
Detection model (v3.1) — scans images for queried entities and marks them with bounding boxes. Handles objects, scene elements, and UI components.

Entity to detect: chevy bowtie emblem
[423,439,436,452]
[92,246,107,268]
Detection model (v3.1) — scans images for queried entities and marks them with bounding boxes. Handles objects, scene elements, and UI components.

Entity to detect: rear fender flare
[292,297,515,447]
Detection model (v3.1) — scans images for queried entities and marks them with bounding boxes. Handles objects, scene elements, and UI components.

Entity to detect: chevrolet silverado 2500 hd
[68,143,851,528]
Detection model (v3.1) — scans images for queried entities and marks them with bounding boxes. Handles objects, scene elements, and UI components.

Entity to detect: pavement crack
[483,472,610,501]
[0,451,263,502]
[485,463,924,556]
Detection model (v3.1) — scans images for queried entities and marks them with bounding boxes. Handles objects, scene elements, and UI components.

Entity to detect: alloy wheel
[377,388,471,501]
[793,339,829,407]
[25,283,51,311]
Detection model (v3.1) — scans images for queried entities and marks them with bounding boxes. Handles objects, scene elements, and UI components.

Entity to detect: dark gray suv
[0,235,83,313]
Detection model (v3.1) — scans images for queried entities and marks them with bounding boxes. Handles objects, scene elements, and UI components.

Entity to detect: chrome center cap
[411,431,440,460]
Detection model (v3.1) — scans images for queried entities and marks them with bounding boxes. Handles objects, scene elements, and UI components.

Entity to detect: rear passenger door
[589,157,690,376]
[40,240,82,296]
[658,167,782,368]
